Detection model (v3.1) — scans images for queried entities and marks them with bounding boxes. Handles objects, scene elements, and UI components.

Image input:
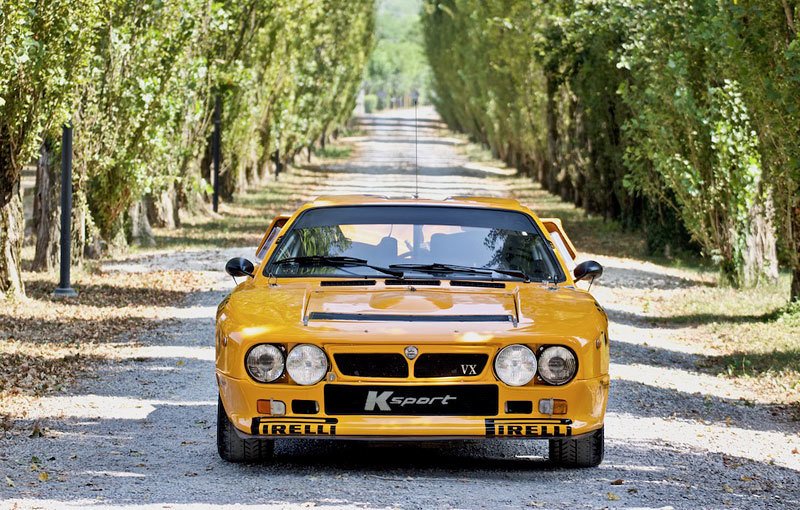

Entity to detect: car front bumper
[217,372,609,440]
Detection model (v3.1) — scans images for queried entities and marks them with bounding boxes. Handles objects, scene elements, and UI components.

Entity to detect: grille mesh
[414,353,489,378]
[334,353,408,378]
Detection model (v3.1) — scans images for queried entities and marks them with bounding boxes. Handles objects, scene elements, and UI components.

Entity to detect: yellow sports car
[216,195,609,467]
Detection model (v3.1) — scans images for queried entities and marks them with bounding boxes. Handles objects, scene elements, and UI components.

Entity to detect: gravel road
[1,108,798,510]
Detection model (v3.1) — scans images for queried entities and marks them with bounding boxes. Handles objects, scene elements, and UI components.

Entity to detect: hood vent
[450,280,505,289]
[306,312,516,325]
[385,279,441,286]
[320,280,377,287]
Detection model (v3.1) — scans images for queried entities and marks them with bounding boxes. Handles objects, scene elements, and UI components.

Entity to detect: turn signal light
[257,399,286,416]
[538,398,568,415]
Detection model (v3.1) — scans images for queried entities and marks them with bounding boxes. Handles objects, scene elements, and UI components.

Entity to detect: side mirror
[573,260,603,282]
[226,257,255,278]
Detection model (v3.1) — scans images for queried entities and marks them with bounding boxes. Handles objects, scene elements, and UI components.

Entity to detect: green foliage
[213,1,374,197]
[364,94,378,113]
[0,0,103,207]
[422,0,800,290]
[76,0,206,241]
[313,146,353,160]
[0,0,374,247]
[423,0,548,176]
[0,0,374,294]
[365,0,430,106]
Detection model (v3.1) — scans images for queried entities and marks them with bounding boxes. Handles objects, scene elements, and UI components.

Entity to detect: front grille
[334,353,408,378]
[325,384,498,415]
[414,353,489,378]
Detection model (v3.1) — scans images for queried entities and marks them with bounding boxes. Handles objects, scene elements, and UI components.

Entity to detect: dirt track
[1,107,798,510]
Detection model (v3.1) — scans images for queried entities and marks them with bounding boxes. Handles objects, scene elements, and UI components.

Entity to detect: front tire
[549,427,604,468]
[217,396,274,463]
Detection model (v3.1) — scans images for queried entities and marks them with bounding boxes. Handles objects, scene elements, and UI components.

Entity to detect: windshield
[266,206,564,282]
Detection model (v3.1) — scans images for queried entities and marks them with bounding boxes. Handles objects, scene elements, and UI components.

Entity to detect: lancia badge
[404,346,418,360]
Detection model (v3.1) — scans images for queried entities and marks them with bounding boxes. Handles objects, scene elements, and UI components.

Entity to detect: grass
[313,145,353,160]
[660,278,800,400]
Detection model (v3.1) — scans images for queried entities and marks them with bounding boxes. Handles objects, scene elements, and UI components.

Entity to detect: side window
[549,231,576,272]
[256,227,281,262]
[256,216,290,261]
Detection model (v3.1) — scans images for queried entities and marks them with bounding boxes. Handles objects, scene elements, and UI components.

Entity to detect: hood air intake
[305,312,516,325]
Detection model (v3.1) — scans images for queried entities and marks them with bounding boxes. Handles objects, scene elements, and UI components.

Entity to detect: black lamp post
[212,95,221,213]
[53,123,78,298]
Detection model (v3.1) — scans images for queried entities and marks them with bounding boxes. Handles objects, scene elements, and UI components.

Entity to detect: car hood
[221,281,605,343]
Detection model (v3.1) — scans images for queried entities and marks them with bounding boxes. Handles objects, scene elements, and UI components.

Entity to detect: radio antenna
[413,95,419,199]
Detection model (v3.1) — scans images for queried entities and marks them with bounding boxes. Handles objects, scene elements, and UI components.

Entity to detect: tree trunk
[145,185,178,229]
[245,160,257,188]
[791,196,800,302]
[32,138,61,271]
[127,200,155,247]
[0,180,25,297]
[220,154,239,201]
[271,150,283,181]
[544,74,559,193]
[742,181,779,287]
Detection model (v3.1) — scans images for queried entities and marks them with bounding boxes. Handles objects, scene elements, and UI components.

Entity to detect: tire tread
[217,396,274,463]
[549,427,604,468]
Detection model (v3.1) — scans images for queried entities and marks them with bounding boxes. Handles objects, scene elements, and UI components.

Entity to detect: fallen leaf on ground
[607,492,620,501]
[5,476,13,487]
[723,484,734,493]
[611,478,624,485]
[29,424,44,438]
[38,471,49,482]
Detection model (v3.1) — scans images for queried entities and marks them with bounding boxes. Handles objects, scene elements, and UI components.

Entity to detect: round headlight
[286,344,328,385]
[538,346,577,385]
[246,344,285,383]
[494,344,537,386]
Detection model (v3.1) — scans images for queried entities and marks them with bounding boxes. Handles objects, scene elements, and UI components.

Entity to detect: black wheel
[549,427,604,468]
[217,396,274,463]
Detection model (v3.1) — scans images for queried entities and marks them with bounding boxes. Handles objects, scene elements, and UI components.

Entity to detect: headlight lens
[494,344,537,386]
[538,346,577,385]
[246,344,285,383]
[286,344,328,385]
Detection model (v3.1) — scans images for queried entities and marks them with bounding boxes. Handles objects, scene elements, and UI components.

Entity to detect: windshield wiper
[389,263,531,282]
[272,256,404,278]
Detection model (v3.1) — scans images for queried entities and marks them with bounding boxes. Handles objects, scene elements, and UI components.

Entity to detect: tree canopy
[422,0,800,301]
[0,0,374,297]
[364,0,430,108]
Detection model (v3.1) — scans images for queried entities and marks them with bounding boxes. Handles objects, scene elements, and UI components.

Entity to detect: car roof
[306,194,527,211]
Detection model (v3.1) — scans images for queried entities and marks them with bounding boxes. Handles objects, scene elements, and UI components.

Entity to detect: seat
[343,236,398,265]
[429,231,487,267]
